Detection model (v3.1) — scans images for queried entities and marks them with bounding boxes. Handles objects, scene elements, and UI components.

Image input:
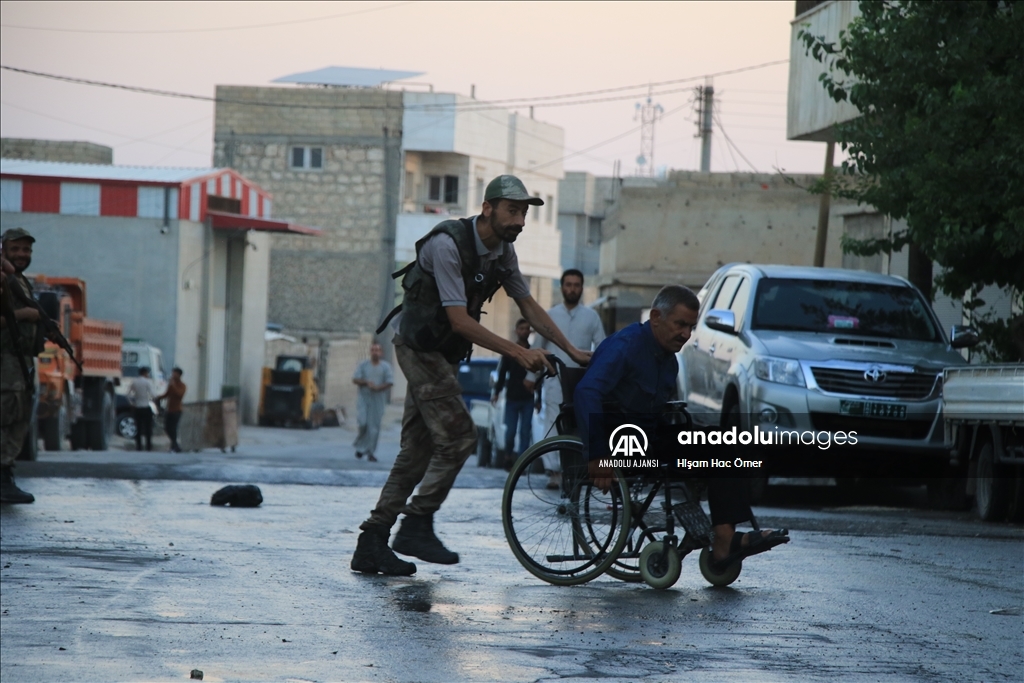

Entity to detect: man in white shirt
[524,269,606,489]
[127,367,156,451]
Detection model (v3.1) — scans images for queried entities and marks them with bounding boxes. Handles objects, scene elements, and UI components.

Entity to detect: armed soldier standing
[1,228,40,504]
[351,175,592,575]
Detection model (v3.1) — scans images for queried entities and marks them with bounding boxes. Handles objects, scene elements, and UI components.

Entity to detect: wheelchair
[501,357,749,590]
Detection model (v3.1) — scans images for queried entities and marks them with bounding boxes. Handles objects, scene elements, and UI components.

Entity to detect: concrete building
[593,170,855,330]
[397,91,565,353]
[0,158,319,424]
[1,138,113,165]
[212,67,565,415]
[786,0,1014,338]
[556,171,619,278]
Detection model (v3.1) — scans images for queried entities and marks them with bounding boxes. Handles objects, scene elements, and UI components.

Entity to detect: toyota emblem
[864,367,886,383]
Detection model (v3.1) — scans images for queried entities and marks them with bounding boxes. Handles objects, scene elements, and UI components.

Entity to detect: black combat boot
[391,513,459,565]
[0,466,35,504]
[350,527,416,576]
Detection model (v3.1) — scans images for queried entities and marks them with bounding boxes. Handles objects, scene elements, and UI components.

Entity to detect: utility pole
[694,80,714,172]
[813,140,835,267]
[634,86,663,176]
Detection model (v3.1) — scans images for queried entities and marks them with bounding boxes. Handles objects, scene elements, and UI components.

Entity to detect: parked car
[458,358,503,466]
[678,264,971,484]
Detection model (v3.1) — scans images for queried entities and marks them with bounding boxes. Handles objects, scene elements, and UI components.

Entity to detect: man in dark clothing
[493,319,540,467]
[575,285,788,569]
[157,367,186,452]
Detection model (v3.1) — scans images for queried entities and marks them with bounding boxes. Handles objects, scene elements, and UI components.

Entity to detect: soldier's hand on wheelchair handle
[588,459,614,493]
[568,347,592,367]
[515,347,555,375]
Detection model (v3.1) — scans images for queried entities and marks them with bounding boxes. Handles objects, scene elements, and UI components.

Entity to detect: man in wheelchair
[574,285,789,570]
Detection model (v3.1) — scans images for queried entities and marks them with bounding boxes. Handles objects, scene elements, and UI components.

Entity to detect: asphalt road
[2,421,1022,682]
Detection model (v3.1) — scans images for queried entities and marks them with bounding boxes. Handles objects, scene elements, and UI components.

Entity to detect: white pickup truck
[942,364,1024,521]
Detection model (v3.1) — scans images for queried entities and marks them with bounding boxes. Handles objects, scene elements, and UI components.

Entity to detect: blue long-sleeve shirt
[573,321,678,461]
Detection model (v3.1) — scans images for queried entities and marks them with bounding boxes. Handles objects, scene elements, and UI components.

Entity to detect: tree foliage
[799,1,1024,360]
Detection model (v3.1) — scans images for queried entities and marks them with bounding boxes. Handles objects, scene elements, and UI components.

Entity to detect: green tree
[799,0,1024,361]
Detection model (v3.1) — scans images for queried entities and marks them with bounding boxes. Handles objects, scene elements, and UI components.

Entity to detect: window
[290,146,324,170]
[475,177,485,206]
[427,175,459,204]
[546,195,554,223]
[711,275,741,311]
[587,217,602,246]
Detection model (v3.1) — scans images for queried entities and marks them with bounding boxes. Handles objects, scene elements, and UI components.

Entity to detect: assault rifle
[5,277,84,374]
[0,254,35,391]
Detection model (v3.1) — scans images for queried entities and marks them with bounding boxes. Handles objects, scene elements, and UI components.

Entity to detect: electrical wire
[0,100,210,153]
[1,60,788,112]
[0,2,414,35]
[713,112,759,173]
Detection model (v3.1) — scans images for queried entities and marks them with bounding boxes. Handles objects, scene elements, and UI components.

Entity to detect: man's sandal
[711,529,789,571]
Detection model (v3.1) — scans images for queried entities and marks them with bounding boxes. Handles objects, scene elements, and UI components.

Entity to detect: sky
[0,1,831,177]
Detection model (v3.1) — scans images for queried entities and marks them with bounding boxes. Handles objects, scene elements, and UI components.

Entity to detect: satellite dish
[636,155,647,165]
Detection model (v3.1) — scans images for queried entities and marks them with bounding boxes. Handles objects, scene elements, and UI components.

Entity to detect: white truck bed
[942,364,1024,424]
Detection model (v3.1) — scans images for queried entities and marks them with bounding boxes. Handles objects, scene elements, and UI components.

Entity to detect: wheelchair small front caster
[698,547,742,587]
[639,541,681,589]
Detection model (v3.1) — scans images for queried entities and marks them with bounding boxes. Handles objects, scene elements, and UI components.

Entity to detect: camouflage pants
[0,390,31,467]
[360,335,477,531]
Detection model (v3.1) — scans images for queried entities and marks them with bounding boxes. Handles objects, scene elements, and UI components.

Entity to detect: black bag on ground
[210,484,263,507]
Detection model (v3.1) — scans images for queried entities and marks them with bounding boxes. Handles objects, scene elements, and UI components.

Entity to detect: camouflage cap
[484,175,544,206]
[1,227,35,243]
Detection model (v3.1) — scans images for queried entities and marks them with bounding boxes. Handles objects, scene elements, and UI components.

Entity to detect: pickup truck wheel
[723,402,768,504]
[974,440,1008,522]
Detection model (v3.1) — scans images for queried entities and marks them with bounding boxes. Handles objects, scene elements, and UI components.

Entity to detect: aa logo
[608,424,648,458]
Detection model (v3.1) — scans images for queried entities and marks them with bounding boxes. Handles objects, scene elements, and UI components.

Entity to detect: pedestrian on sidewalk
[493,319,541,469]
[157,367,186,453]
[352,342,393,463]
[350,175,592,577]
[524,269,606,489]
[127,367,155,452]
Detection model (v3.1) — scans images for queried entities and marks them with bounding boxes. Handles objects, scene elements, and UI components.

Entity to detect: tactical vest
[378,218,510,363]
[0,275,38,358]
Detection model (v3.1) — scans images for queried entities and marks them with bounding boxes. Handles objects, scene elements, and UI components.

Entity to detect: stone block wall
[213,86,403,336]
[1,138,113,164]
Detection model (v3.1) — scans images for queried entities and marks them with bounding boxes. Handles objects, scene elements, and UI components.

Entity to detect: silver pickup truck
[678,264,973,480]
[943,364,1024,521]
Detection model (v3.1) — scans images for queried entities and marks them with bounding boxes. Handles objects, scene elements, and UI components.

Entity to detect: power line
[713,112,759,173]
[530,101,694,172]
[0,100,209,152]
[0,2,414,35]
[1,61,789,112]
[437,59,789,109]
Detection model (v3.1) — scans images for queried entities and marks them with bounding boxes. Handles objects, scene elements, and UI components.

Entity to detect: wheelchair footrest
[546,553,594,562]
[672,501,712,545]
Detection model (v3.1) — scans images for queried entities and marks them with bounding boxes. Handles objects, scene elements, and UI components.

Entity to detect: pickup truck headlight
[754,357,806,387]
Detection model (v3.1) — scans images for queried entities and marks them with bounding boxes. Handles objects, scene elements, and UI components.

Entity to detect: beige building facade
[595,171,855,330]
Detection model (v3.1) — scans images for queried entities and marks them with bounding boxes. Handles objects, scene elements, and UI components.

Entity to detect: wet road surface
[3,472,1022,682]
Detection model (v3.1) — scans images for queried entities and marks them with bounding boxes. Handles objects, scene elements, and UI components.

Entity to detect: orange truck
[28,275,122,456]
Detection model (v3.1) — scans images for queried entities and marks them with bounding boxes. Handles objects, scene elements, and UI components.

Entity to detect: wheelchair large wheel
[503,435,631,585]
[698,547,742,587]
